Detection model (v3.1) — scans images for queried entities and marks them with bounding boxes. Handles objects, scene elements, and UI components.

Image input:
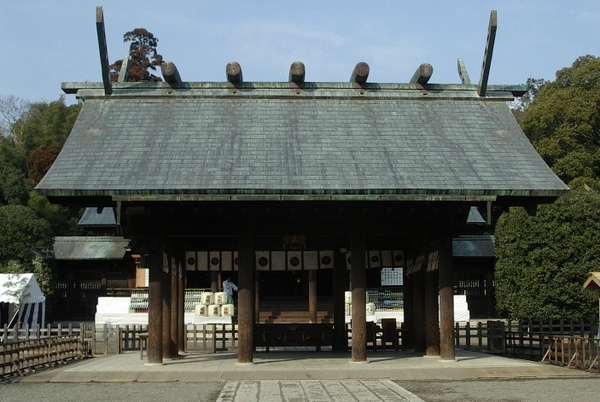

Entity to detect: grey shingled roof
[78,207,116,227]
[36,82,568,201]
[54,236,130,260]
[453,235,495,258]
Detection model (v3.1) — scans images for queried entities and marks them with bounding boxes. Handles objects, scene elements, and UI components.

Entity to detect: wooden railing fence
[541,335,599,371]
[3,318,598,374]
[0,335,84,378]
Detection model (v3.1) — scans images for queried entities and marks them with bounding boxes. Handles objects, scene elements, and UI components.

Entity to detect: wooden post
[170,259,179,356]
[309,269,317,323]
[178,263,185,352]
[439,235,455,360]
[117,55,129,82]
[255,271,260,324]
[425,265,440,356]
[147,242,163,364]
[95,6,112,95]
[333,248,347,352]
[210,272,218,293]
[402,264,414,350]
[412,267,426,353]
[162,254,172,358]
[351,222,367,362]
[478,10,498,97]
[457,58,471,84]
[237,220,254,363]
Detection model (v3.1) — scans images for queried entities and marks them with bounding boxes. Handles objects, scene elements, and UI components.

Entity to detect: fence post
[455,322,460,347]
[57,323,62,338]
[118,326,123,354]
[2,323,7,343]
[477,322,483,352]
[465,322,471,351]
[13,322,20,341]
[103,324,108,355]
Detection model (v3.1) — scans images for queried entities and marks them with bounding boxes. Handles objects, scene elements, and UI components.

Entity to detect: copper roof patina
[35,80,567,203]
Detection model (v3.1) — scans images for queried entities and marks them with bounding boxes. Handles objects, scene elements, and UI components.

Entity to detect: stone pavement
[12,348,597,401]
[17,348,597,383]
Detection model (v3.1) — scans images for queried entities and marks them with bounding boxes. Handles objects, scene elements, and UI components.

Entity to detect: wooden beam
[457,58,471,84]
[409,63,434,85]
[226,61,243,84]
[95,6,112,95]
[118,55,129,82]
[289,61,305,84]
[161,61,182,85]
[478,10,498,97]
[350,62,370,84]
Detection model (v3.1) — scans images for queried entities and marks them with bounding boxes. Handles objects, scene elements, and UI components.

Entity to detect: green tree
[110,28,163,82]
[495,55,600,320]
[519,55,600,185]
[0,159,33,205]
[0,204,55,295]
[495,190,599,320]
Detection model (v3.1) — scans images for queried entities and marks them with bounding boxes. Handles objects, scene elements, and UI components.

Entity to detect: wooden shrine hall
[36,8,568,364]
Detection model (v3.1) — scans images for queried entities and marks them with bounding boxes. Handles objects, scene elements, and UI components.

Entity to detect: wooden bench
[254,323,334,351]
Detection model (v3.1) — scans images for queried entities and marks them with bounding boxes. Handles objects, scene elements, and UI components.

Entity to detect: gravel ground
[0,382,224,402]
[396,378,600,402]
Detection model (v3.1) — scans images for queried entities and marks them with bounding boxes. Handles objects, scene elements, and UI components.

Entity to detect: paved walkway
[9,349,597,401]
[17,348,596,383]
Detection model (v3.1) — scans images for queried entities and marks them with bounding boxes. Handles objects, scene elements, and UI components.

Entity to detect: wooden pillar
[255,271,260,324]
[412,267,426,353]
[147,241,163,364]
[439,235,455,360]
[402,266,414,350]
[170,258,179,356]
[210,272,218,293]
[425,267,440,356]
[237,221,254,363]
[309,269,317,323]
[333,248,347,352]
[162,254,172,358]
[177,263,185,352]
[351,223,367,362]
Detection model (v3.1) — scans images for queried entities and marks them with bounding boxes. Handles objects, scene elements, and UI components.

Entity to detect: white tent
[0,273,46,328]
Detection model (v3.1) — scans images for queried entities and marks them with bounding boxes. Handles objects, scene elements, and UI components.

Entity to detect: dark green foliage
[495,190,599,320]
[520,55,600,185]
[0,159,33,205]
[110,28,163,82]
[0,205,55,295]
[495,55,600,320]
[0,96,83,299]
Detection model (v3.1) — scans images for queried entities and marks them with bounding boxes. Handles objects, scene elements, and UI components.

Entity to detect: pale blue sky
[1,1,599,104]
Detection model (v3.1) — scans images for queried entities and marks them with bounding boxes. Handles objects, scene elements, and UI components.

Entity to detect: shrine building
[36,9,568,364]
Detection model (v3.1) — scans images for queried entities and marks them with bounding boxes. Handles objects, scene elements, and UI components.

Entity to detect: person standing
[222,277,238,305]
